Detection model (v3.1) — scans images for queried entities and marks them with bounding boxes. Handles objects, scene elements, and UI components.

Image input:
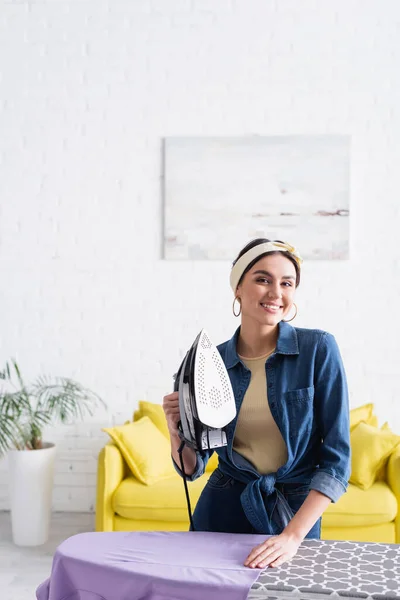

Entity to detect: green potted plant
[0,359,106,546]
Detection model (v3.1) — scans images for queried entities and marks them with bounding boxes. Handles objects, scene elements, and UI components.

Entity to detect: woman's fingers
[162,393,179,413]
[245,530,301,570]
[162,392,181,434]
[253,547,284,568]
[269,554,291,568]
[244,539,281,567]
[162,391,179,405]
[244,543,264,566]
[163,405,180,413]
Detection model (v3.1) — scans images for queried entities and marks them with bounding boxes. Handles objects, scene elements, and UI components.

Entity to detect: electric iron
[173,329,237,451]
[173,329,236,529]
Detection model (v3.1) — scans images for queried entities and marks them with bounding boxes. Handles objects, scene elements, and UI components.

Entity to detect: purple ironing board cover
[36,530,266,600]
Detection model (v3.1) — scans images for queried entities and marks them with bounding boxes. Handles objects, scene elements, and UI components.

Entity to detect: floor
[0,511,95,600]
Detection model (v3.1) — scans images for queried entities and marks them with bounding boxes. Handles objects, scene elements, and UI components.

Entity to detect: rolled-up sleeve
[310,332,351,502]
[172,448,212,481]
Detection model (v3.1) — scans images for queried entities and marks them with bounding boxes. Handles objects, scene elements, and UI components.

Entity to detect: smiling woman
[231,241,300,352]
[163,237,350,571]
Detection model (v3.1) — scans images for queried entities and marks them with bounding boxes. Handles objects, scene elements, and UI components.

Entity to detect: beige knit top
[233,351,288,474]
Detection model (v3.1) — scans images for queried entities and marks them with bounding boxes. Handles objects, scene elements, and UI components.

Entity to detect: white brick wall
[1,0,400,511]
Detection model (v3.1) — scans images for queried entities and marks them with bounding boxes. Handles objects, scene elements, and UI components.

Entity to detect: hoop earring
[283,303,297,323]
[232,297,242,317]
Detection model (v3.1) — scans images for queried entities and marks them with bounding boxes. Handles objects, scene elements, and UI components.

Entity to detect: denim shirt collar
[224,321,300,369]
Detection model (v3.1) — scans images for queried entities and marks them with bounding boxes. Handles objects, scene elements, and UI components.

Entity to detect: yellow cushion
[349,403,376,430]
[376,422,392,480]
[133,401,170,439]
[132,403,220,473]
[103,417,175,485]
[113,471,209,521]
[206,452,219,473]
[349,422,400,490]
[324,481,397,527]
[366,414,379,428]
[132,401,218,474]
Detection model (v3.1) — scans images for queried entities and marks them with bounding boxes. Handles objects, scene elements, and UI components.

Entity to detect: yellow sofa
[96,402,400,543]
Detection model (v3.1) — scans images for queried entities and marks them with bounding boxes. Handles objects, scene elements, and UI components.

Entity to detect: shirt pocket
[207,468,235,490]
[285,386,314,440]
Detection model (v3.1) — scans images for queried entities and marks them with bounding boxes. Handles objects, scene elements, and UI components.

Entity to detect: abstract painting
[163,136,350,260]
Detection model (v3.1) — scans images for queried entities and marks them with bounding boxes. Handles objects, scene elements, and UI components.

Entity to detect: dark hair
[232,238,301,288]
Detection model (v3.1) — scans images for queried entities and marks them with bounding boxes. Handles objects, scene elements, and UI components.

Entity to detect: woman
[163,238,350,569]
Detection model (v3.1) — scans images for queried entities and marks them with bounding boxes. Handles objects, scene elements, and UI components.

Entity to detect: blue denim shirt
[175,321,351,533]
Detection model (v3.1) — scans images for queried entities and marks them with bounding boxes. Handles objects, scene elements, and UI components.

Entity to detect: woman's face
[236,253,297,326]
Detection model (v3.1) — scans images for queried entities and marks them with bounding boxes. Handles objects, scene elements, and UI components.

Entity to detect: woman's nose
[268,284,281,298]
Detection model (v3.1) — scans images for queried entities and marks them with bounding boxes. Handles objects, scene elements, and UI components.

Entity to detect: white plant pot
[8,442,56,546]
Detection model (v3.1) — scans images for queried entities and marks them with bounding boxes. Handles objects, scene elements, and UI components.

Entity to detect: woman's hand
[162,391,180,437]
[163,391,197,475]
[244,531,302,569]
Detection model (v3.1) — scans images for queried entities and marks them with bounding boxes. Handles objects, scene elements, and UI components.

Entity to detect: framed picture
[163,135,350,260]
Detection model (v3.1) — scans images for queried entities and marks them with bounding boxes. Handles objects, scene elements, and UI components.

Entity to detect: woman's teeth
[261,304,280,311]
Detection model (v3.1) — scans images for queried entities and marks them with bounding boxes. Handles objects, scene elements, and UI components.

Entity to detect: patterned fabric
[248,539,400,599]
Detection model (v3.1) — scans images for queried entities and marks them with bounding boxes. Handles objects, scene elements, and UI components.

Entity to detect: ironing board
[35,531,264,600]
[36,531,400,600]
[248,538,400,599]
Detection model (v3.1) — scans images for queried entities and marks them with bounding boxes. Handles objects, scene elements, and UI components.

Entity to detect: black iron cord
[177,440,195,532]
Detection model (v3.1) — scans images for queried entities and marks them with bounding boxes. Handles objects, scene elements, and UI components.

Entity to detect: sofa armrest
[387,444,400,543]
[95,442,126,532]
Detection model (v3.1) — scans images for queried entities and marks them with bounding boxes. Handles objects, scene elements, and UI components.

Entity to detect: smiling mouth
[260,303,282,311]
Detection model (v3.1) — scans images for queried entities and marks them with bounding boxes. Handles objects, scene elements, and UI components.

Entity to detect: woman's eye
[256,278,292,287]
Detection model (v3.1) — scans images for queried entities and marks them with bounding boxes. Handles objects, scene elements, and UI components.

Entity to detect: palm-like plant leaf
[0,413,21,453]
[33,376,105,424]
[0,363,11,381]
[0,361,105,456]
[12,359,25,390]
